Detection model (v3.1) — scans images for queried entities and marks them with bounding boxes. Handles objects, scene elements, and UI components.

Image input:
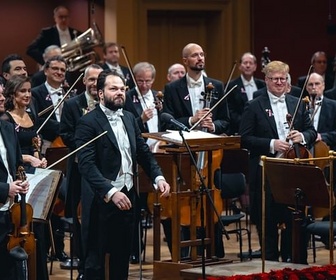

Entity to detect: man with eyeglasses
[297,51,334,97]
[240,60,317,263]
[124,61,163,264]
[226,52,265,135]
[27,5,81,66]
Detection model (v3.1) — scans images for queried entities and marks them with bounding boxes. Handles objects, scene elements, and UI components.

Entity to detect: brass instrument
[61,22,104,72]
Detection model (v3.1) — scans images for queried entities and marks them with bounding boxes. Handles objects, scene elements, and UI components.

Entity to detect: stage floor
[49,218,334,279]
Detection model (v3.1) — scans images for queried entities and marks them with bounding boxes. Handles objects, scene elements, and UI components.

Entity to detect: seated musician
[162,43,231,258]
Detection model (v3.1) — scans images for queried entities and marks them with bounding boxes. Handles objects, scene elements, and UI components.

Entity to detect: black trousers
[84,187,137,280]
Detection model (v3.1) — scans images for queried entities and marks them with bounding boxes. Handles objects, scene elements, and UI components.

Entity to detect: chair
[213,149,252,261]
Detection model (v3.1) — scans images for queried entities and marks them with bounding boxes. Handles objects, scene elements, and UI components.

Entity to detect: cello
[7,166,36,280]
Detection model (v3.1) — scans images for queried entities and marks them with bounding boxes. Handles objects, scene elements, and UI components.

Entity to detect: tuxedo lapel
[0,123,14,178]
[258,94,278,136]
[95,107,119,149]
[176,77,193,116]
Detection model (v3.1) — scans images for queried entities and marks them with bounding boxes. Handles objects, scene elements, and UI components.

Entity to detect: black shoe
[56,251,69,262]
[76,273,84,280]
[60,258,79,269]
[129,254,139,264]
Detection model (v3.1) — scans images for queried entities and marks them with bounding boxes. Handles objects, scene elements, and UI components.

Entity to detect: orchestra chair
[306,206,336,263]
[213,148,252,261]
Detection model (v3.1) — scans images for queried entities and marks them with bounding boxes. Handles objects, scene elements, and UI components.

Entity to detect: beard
[104,97,124,111]
[189,64,204,71]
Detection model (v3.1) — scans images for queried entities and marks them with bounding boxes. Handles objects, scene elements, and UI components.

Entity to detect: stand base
[153,258,232,280]
[238,250,261,259]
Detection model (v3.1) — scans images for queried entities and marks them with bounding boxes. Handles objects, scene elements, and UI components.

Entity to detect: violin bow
[190,61,237,131]
[120,46,148,108]
[36,73,83,135]
[288,65,313,131]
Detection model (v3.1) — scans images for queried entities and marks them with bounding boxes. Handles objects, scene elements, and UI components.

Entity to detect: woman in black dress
[2,75,47,174]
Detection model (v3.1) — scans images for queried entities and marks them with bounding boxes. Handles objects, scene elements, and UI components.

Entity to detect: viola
[7,166,35,256]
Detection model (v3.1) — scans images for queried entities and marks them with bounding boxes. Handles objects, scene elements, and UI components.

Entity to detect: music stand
[263,160,330,264]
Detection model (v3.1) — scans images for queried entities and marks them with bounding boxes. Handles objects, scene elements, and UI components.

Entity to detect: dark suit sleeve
[26,29,50,65]
[60,99,77,150]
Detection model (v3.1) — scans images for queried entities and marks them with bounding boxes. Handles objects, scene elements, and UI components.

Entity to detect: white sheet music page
[161,130,221,144]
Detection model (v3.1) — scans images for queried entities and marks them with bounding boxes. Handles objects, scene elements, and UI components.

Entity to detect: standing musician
[163,43,230,135]
[226,52,265,135]
[124,61,163,264]
[60,63,103,279]
[26,5,81,66]
[31,55,67,154]
[75,69,170,279]
[240,60,317,263]
[2,75,49,280]
[0,115,29,279]
[162,43,230,258]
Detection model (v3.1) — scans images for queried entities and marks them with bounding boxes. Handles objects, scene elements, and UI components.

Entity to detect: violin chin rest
[9,246,28,261]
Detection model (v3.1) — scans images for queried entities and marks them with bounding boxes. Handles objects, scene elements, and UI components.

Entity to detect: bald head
[306,72,325,97]
[167,63,185,82]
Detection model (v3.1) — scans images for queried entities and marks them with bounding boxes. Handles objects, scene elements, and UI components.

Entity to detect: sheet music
[26,168,62,221]
[161,130,221,143]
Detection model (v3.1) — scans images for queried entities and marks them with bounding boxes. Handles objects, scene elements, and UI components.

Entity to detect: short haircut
[133,62,156,79]
[84,64,103,78]
[97,69,125,92]
[262,60,289,76]
[2,54,24,74]
[103,42,119,55]
[44,55,67,69]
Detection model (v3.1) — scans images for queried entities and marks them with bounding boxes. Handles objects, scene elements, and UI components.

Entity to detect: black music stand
[264,161,330,264]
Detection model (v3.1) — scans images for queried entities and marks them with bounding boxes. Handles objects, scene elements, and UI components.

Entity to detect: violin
[7,166,35,256]
[283,113,311,159]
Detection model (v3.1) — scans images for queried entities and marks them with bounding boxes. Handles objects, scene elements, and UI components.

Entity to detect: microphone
[161,112,190,132]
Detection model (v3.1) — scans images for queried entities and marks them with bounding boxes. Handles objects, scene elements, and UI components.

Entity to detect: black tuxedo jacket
[60,92,89,216]
[324,87,336,100]
[240,88,317,159]
[101,63,135,90]
[124,88,162,133]
[31,84,60,141]
[316,97,336,150]
[226,76,265,135]
[297,74,335,98]
[0,121,23,242]
[27,26,80,65]
[162,75,230,134]
[75,105,163,255]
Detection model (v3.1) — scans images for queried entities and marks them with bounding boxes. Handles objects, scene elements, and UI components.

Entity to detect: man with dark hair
[101,42,134,89]
[26,5,81,66]
[75,69,170,279]
[1,54,28,80]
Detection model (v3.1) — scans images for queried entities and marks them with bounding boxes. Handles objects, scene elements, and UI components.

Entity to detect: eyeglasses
[110,86,126,93]
[50,66,66,73]
[267,76,287,83]
[136,80,153,85]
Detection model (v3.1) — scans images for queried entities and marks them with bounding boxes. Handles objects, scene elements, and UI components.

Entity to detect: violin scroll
[154,91,164,110]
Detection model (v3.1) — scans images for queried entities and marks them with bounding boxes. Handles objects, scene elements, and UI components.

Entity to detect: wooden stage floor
[49,220,334,280]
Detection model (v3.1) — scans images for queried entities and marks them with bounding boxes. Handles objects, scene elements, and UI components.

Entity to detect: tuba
[61,22,104,72]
